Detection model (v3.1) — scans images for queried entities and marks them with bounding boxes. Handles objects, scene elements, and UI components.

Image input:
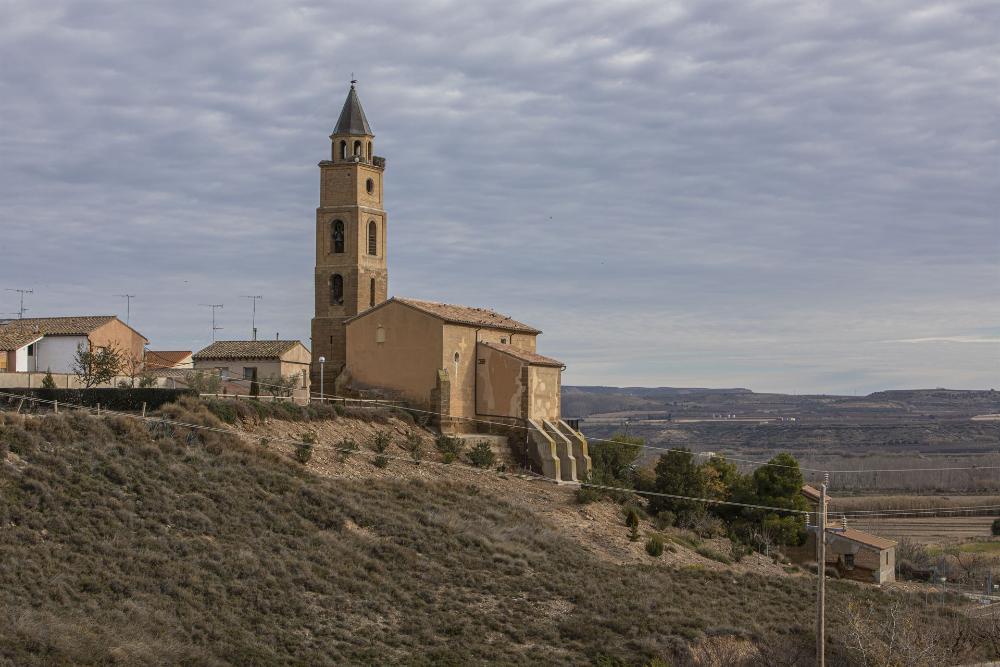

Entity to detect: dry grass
[0,405,995,666]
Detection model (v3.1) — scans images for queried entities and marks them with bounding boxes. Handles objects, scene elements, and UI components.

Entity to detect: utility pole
[5,288,33,318]
[115,294,136,326]
[200,304,224,342]
[242,295,262,340]
[817,473,828,667]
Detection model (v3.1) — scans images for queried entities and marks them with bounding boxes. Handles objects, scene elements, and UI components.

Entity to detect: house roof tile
[478,341,563,367]
[828,527,896,551]
[393,298,541,334]
[193,340,304,361]
[145,350,193,369]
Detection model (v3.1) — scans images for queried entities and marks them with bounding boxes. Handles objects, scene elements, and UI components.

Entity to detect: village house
[789,485,897,584]
[192,340,311,396]
[308,83,589,481]
[0,316,147,375]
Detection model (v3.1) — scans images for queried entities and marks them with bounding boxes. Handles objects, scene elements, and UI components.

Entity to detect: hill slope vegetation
[0,405,994,666]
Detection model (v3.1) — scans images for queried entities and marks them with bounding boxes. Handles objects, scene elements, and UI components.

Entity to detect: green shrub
[992,517,1000,537]
[373,455,389,468]
[645,534,665,557]
[625,506,641,541]
[41,372,57,390]
[403,433,423,465]
[695,545,733,565]
[653,511,676,530]
[294,433,316,464]
[370,430,391,453]
[466,441,495,469]
[259,437,269,448]
[435,434,464,464]
[336,438,359,462]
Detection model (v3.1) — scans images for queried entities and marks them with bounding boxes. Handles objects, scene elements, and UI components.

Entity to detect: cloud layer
[1,0,997,392]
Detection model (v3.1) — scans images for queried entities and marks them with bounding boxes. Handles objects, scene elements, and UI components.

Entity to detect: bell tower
[311,81,388,393]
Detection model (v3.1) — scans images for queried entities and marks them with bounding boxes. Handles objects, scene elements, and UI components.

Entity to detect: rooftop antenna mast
[200,303,224,342]
[115,293,136,326]
[5,288,33,319]
[242,295,262,340]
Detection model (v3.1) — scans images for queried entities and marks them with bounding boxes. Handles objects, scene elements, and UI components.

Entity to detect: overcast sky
[1,0,997,393]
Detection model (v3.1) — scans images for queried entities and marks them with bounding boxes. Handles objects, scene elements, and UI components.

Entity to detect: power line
[156,372,1000,477]
[8,390,1000,519]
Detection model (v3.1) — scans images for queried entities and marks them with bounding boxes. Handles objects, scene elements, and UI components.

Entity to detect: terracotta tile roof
[0,327,43,352]
[394,298,541,334]
[193,340,303,361]
[145,350,192,369]
[479,341,564,367]
[801,485,826,503]
[828,527,896,551]
[1,315,116,337]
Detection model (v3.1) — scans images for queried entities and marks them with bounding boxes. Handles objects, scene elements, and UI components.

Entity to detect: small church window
[453,352,460,363]
[330,274,344,305]
[368,221,377,256]
[370,277,376,307]
[366,178,374,194]
[339,140,347,160]
[353,140,362,157]
[375,324,385,344]
[332,220,345,253]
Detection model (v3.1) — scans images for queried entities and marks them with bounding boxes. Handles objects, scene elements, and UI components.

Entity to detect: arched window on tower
[330,274,344,306]
[367,141,372,159]
[367,221,377,256]
[339,140,347,160]
[370,277,376,308]
[353,140,362,157]
[332,220,344,254]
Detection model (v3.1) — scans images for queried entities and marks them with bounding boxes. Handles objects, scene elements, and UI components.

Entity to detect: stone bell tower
[311,81,388,394]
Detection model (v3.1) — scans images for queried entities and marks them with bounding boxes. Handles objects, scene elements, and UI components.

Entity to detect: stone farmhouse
[789,485,897,584]
[309,83,590,481]
[0,315,147,375]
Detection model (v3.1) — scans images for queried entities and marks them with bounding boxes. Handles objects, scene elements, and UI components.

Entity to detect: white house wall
[15,346,29,372]
[34,336,88,374]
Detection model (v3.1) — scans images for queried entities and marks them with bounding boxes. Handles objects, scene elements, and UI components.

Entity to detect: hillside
[0,402,994,666]
[563,386,1000,420]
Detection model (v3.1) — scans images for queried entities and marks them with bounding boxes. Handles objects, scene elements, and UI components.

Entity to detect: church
[309,83,590,482]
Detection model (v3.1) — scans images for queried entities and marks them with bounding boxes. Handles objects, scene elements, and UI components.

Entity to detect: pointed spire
[333,81,373,136]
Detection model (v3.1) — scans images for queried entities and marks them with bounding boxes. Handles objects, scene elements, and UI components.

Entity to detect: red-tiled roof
[0,316,147,343]
[193,340,304,361]
[829,527,896,551]
[392,297,541,333]
[478,341,563,367]
[0,327,43,352]
[145,350,192,369]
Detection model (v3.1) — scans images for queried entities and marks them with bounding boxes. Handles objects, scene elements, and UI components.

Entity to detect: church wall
[527,365,562,421]
[475,342,523,418]
[442,325,537,428]
[345,301,443,409]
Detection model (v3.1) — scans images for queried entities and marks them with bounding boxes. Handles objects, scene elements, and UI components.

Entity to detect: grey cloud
[1,0,997,392]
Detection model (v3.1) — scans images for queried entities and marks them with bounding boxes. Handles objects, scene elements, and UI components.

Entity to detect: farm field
[849,517,996,544]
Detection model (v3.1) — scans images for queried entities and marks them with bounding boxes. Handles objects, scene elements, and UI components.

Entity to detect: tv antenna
[115,294,136,326]
[242,295,262,340]
[5,288,33,319]
[200,303,224,341]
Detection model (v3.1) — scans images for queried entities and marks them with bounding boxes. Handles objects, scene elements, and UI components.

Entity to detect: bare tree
[844,598,953,667]
[261,373,299,398]
[72,343,123,389]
